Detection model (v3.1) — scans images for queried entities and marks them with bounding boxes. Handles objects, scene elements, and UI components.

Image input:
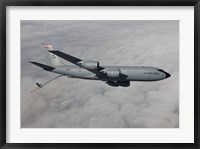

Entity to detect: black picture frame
[0,0,199,148]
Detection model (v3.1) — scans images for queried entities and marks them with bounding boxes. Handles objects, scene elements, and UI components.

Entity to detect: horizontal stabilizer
[48,50,82,64]
[29,61,55,71]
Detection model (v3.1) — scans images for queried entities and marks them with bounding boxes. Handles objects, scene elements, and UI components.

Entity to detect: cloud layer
[21,20,179,128]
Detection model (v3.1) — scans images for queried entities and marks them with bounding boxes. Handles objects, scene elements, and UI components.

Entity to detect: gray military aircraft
[30,44,170,90]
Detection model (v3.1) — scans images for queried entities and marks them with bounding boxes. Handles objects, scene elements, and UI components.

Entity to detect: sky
[21,20,179,128]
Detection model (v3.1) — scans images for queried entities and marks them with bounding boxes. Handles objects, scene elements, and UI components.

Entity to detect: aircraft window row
[144,72,159,75]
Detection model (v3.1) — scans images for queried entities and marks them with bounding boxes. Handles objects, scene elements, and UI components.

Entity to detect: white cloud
[21,20,179,128]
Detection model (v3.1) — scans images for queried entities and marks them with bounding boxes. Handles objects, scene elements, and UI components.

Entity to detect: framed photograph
[1,0,199,148]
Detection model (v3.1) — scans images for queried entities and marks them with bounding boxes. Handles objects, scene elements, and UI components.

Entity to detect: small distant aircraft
[30,43,170,91]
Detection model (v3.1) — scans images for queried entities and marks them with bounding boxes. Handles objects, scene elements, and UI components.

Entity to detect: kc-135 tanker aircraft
[30,44,170,91]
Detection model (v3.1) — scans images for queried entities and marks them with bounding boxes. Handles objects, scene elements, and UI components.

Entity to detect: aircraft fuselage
[30,45,171,88]
[52,65,170,82]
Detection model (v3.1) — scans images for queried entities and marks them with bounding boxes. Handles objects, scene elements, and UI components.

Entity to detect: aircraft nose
[165,72,171,78]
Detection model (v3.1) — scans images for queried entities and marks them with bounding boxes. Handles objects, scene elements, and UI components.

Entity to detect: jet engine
[106,69,120,78]
[81,61,99,70]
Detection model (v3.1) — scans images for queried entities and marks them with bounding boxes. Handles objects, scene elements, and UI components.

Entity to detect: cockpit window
[157,69,166,73]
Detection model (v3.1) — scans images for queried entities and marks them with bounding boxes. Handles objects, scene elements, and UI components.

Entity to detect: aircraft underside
[106,80,130,87]
[66,75,131,87]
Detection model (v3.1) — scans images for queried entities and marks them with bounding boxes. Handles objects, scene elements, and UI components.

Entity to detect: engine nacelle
[106,69,120,78]
[81,61,99,70]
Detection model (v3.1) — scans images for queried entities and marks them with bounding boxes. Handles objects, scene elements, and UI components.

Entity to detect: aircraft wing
[49,50,82,64]
[48,50,105,74]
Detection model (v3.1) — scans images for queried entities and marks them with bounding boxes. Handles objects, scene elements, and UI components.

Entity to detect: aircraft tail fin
[42,43,64,67]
